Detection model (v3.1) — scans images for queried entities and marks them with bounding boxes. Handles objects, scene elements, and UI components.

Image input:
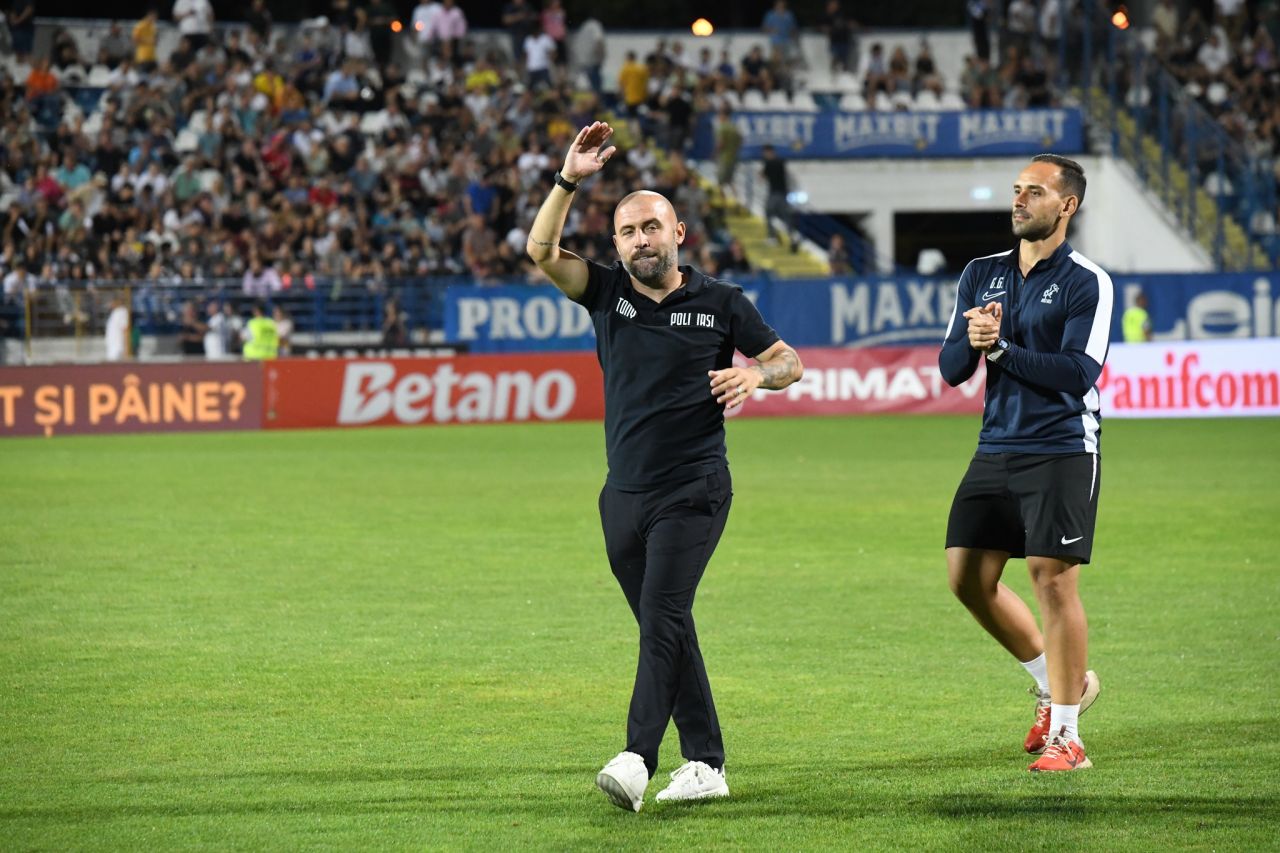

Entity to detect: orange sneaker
[1029,732,1092,772]
[1025,669,1101,755]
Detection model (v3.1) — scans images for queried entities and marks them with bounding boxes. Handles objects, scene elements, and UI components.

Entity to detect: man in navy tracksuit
[939,154,1114,772]
[525,122,803,810]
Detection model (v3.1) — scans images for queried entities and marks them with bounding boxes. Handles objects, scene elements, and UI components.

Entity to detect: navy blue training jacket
[939,241,1114,455]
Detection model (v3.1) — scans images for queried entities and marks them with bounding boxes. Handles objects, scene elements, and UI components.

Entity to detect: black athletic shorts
[945,452,1101,564]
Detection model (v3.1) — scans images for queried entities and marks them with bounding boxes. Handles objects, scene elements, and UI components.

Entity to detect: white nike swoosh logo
[980,290,1005,301]
[1060,535,1084,545]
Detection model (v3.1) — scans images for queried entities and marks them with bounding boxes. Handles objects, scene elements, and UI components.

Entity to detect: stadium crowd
[0,0,1276,345]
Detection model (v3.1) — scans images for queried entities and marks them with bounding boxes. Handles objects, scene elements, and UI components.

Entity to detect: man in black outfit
[525,122,803,812]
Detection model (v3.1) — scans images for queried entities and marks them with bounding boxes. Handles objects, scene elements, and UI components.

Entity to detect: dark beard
[1012,212,1061,242]
[623,249,674,286]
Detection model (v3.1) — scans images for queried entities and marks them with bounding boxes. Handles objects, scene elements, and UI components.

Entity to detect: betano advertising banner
[447,273,1280,354]
[1100,340,1280,418]
[0,362,262,437]
[690,108,1084,160]
[262,354,604,429]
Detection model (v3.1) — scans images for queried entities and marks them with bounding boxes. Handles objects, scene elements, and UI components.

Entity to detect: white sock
[1020,653,1050,694]
[1050,704,1080,744]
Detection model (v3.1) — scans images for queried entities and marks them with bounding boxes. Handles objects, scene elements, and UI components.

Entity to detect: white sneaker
[596,751,648,812]
[654,761,729,802]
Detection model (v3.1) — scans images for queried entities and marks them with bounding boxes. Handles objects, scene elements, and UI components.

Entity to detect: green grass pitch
[2,415,1278,850]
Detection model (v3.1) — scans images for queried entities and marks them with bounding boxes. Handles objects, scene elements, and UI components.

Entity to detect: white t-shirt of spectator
[172,0,214,36]
[524,33,556,73]
[1197,33,1231,76]
[412,1,443,44]
[203,311,227,359]
[3,269,36,299]
[105,304,130,360]
[1215,0,1245,16]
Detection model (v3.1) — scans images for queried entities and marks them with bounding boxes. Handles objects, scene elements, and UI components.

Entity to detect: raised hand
[562,122,617,184]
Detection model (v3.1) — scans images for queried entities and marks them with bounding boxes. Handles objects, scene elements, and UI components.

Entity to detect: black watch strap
[553,171,578,192]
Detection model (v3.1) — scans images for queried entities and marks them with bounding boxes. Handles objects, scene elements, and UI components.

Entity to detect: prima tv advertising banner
[690,109,1085,160]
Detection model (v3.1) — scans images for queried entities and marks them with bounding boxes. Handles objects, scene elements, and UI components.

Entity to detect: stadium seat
[174,129,199,153]
[87,65,112,87]
[838,92,866,112]
[914,90,942,111]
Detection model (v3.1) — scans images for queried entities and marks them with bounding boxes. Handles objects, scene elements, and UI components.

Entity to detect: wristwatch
[987,337,1011,362]
[553,171,578,193]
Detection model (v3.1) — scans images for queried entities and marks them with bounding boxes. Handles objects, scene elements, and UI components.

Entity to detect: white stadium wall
[785,156,1213,274]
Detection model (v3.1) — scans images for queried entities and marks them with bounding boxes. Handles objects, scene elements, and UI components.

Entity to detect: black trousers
[598,467,731,777]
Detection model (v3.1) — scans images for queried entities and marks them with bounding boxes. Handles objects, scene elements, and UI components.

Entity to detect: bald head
[613,190,678,233]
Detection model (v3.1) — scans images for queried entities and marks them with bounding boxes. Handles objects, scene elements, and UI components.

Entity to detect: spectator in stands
[1003,0,1036,60]
[862,42,888,103]
[273,303,293,355]
[178,299,206,355]
[412,0,442,58]
[541,0,568,69]
[202,298,226,358]
[427,0,467,66]
[739,44,771,95]
[573,17,606,94]
[713,105,742,190]
[502,0,538,64]
[617,50,648,116]
[1151,0,1178,59]
[242,254,282,297]
[523,26,557,91]
[967,0,993,63]
[914,40,944,98]
[760,144,797,249]
[105,295,130,360]
[7,0,34,62]
[1216,0,1247,44]
[762,0,800,69]
[172,0,213,51]
[99,22,131,69]
[962,54,1001,108]
[824,0,858,75]
[718,237,752,275]
[24,55,58,101]
[245,0,272,43]
[381,297,407,346]
[827,233,852,275]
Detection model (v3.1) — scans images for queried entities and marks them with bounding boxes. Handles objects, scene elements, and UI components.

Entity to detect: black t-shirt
[574,260,780,491]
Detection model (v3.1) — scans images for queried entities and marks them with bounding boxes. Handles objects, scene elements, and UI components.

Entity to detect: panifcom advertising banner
[1100,340,1280,418]
[690,109,1084,160]
[0,362,262,437]
[445,284,594,353]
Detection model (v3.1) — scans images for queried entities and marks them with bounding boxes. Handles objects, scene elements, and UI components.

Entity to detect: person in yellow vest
[1122,291,1152,342]
[242,301,280,360]
[617,51,649,116]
